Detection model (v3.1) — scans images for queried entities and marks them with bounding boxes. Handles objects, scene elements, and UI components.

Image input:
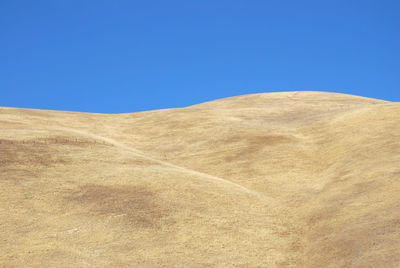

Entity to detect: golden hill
[1,91,399,267]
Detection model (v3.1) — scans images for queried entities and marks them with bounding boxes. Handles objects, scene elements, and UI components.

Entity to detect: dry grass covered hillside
[1,91,399,267]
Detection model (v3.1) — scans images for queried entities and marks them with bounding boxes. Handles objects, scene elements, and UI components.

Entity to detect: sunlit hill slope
[1,91,399,267]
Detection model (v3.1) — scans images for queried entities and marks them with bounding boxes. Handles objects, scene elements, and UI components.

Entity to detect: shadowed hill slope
[1,91,399,267]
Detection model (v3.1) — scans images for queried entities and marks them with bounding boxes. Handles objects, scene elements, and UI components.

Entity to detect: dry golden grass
[1,91,399,267]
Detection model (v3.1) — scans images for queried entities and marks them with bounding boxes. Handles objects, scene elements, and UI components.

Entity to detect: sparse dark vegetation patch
[224,134,296,161]
[66,184,169,228]
[0,141,69,167]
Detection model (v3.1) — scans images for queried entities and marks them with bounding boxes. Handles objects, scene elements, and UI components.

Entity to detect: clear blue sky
[1,0,399,113]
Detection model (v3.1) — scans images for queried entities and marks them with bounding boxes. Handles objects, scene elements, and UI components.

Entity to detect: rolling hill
[1,91,399,267]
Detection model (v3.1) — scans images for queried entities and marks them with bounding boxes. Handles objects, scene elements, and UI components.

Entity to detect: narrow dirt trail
[56,126,265,199]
